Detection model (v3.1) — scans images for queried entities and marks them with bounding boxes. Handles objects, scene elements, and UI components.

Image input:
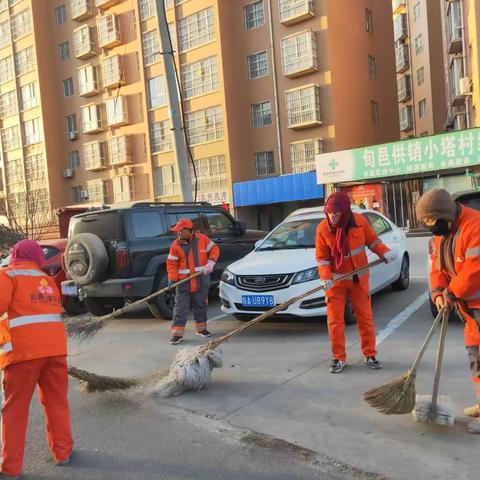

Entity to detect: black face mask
[427,219,451,236]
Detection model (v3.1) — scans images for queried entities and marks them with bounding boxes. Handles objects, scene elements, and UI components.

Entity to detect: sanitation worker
[0,240,73,478]
[166,218,220,345]
[316,191,396,373]
[416,188,480,434]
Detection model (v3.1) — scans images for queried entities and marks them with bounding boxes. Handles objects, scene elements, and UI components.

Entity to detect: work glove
[383,250,397,264]
[321,279,334,291]
[442,288,456,311]
[203,259,215,276]
[166,280,175,293]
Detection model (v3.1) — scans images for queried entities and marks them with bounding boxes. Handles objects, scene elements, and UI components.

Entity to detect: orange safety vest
[0,261,66,369]
[166,233,220,292]
[316,212,390,281]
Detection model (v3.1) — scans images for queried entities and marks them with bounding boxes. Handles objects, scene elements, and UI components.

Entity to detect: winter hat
[10,239,45,267]
[416,188,457,222]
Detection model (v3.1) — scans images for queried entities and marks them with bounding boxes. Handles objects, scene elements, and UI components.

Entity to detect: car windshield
[458,196,480,211]
[257,218,323,251]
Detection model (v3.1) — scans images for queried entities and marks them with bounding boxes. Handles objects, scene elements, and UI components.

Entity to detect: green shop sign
[315,128,480,184]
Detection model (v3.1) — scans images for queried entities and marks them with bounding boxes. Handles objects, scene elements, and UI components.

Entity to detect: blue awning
[233,171,324,208]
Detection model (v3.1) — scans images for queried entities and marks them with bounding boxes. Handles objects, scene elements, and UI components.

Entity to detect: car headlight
[292,267,319,284]
[221,269,235,285]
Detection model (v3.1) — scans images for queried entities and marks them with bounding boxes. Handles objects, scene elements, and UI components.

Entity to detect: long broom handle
[207,258,385,350]
[430,308,449,413]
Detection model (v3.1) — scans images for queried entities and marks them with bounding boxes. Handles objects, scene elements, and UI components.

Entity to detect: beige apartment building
[0,0,399,232]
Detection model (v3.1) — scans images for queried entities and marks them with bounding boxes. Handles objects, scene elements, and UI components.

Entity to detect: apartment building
[392,0,447,138]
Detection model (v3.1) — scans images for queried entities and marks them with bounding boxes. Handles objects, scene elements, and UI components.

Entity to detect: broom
[68,259,385,395]
[65,271,203,341]
[363,307,445,415]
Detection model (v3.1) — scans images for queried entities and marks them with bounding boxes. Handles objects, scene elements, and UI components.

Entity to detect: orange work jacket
[316,212,390,282]
[166,233,220,292]
[0,261,67,369]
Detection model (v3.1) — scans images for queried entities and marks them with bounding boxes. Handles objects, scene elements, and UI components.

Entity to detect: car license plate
[61,284,78,297]
[241,295,274,307]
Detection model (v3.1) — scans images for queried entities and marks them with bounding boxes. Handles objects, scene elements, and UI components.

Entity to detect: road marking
[375,291,428,345]
[209,313,228,323]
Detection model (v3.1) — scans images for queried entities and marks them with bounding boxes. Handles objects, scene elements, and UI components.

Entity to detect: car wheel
[85,297,123,317]
[345,299,356,325]
[149,272,175,320]
[62,296,87,316]
[391,255,410,291]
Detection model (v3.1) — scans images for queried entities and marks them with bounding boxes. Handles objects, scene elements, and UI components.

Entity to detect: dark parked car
[61,202,265,319]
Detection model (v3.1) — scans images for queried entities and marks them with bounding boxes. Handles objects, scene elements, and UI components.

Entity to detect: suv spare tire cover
[65,233,108,286]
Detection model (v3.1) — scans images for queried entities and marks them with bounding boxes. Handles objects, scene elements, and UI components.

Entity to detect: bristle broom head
[68,366,140,393]
[64,316,107,341]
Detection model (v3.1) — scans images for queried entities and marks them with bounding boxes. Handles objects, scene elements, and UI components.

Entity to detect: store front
[316,129,480,229]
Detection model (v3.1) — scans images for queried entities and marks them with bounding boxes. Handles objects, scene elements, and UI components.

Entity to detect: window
[147,75,167,109]
[414,34,424,54]
[63,78,74,97]
[68,150,81,169]
[87,179,108,203]
[244,1,264,30]
[22,118,43,145]
[0,56,13,84]
[83,141,106,170]
[399,105,413,131]
[15,47,35,75]
[191,155,227,195]
[97,14,120,48]
[11,9,31,41]
[251,101,272,128]
[247,51,268,79]
[368,55,376,80]
[185,105,224,145]
[142,30,161,65]
[20,83,37,110]
[256,151,275,176]
[419,98,426,118]
[285,85,321,127]
[73,25,95,58]
[106,96,128,126]
[279,0,314,23]
[289,138,322,173]
[363,213,391,236]
[365,8,373,33]
[150,120,173,153]
[139,0,154,21]
[102,55,124,88]
[58,41,70,62]
[413,2,421,22]
[416,66,424,85]
[72,186,84,204]
[108,135,132,165]
[25,153,46,181]
[0,90,18,118]
[0,21,9,49]
[371,101,380,124]
[55,4,67,25]
[132,212,166,238]
[70,0,93,20]
[66,114,77,136]
[81,104,102,132]
[78,65,99,96]
[203,212,234,235]
[178,7,215,52]
[181,56,219,99]
[154,165,179,197]
[112,176,133,203]
[280,30,317,77]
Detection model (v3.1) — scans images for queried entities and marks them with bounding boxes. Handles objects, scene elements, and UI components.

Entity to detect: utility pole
[154,0,193,202]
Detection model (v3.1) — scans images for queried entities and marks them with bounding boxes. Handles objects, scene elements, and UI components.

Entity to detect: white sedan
[219,206,409,324]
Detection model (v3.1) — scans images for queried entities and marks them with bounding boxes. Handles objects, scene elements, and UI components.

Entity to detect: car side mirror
[232,221,246,236]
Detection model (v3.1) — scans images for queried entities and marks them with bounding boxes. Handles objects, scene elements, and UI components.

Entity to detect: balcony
[106,96,128,127]
[83,141,107,171]
[87,179,108,204]
[286,86,321,129]
[399,105,413,132]
[95,0,119,9]
[78,66,100,97]
[102,55,124,89]
[108,135,132,166]
[393,0,406,15]
[113,175,133,203]
[395,44,409,73]
[447,0,463,55]
[70,0,93,21]
[394,14,408,43]
[279,0,314,26]
[281,30,318,78]
[450,57,466,106]
[82,104,103,133]
[73,26,96,59]
[397,74,411,102]
[98,14,121,49]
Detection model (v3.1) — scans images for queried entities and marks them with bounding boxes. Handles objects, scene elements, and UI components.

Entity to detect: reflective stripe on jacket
[315,212,390,281]
[0,261,66,369]
[166,233,220,292]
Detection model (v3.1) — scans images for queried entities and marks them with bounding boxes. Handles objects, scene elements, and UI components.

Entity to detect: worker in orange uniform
[166,218,220,345]
[416,188,480,434]
[0,240,73,479]
[316,192,396,374]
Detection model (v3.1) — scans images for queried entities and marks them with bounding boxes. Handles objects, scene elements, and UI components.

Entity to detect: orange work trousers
[1,356,73,477]
[326,278,377,362]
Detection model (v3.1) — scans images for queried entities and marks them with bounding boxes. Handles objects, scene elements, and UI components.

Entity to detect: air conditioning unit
[459,77,472,96]
[80,190,89,200]
[63,168,74,178]
[68,130,78,140]
[119,165,134,176]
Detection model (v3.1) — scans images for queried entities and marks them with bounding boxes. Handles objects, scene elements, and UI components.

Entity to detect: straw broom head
[363,370,416,415]
[64,315,107,341]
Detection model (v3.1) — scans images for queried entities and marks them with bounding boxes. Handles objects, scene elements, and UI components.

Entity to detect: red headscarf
[10,239,45,268]
[323,192,352,271]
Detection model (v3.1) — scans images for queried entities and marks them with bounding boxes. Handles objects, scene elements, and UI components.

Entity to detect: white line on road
[209,313,228,323]
[375,291,428,345]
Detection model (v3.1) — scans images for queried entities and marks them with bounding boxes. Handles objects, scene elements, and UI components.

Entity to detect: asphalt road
[14,236,480,479]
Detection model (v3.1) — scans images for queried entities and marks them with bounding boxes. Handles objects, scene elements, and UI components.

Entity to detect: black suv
[61,202,265,319]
